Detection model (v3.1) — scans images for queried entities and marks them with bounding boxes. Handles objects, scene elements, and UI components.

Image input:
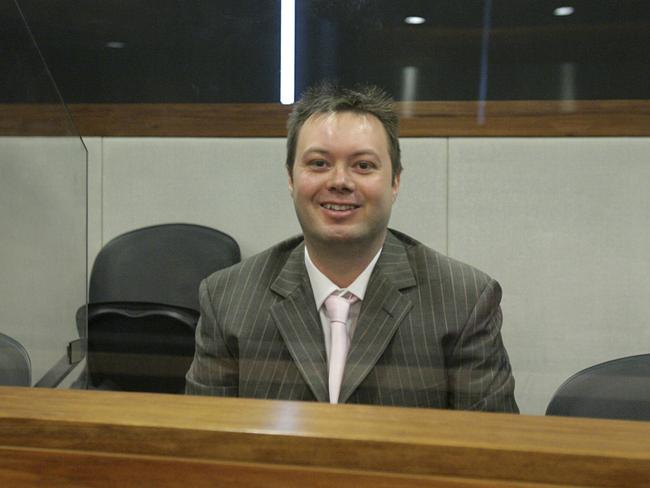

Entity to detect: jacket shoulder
[388,229,497,294]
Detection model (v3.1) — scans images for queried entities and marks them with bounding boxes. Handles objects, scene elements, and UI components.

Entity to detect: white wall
[3,135,649,415]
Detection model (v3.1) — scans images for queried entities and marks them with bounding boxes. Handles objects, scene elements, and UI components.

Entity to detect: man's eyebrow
[350,150,381,159]
[302,147,382,159]
[302,147,330,156]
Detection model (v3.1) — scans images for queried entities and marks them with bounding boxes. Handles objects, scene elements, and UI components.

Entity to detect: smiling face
[289,111,400,253]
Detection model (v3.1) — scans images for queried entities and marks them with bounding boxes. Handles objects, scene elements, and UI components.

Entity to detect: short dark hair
[286,82,402,181]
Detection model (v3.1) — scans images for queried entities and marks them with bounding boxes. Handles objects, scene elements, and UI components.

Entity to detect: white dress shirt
[304,246,382,364]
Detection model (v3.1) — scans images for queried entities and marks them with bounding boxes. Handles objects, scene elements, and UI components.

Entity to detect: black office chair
[78,223,240,393]
[0,332,31,386]
[546,354,650,421]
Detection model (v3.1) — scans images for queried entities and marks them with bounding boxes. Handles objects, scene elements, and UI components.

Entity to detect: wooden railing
[0,387,649,487]
[2,100,649,137]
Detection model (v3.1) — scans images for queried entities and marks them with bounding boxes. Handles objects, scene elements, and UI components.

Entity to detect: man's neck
[304,233,386,288]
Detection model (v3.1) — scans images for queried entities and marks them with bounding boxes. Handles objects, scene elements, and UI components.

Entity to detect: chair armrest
[34,339,84,388]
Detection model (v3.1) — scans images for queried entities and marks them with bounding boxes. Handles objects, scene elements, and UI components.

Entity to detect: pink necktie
[324,293,358,404]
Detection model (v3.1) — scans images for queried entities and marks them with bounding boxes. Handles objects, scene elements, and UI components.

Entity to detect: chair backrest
[0,332,31,386]
[90,223,240,311]
[82,223,240,393]
[546,354,650,421]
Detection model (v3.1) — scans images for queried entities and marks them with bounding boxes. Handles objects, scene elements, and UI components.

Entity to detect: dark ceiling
[3,0,650,104]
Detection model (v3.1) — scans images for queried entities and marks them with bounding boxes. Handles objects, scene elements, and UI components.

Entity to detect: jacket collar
[270,231,416,403]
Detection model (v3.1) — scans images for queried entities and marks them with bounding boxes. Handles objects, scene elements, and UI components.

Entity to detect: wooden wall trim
[1,100,649,137]
[1,387,650,487]
[399,99,650,137]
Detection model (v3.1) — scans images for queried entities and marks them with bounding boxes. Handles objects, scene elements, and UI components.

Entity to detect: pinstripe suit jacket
[185,230,518,412]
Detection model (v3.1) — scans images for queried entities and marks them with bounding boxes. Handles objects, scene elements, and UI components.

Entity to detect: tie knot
[324,293,357,323]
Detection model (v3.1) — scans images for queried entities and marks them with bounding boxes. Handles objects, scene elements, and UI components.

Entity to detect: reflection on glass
[400,66,418,117]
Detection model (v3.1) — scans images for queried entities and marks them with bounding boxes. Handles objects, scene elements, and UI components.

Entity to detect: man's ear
[287,167,294,193]
[392,171,401,201]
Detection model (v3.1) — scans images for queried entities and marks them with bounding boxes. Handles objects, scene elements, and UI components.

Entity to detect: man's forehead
[303,110,378,127]
[297,111,389,149]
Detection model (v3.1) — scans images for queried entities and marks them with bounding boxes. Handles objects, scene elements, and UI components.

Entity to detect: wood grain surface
[1,387,649,487]
[1,100,649,137]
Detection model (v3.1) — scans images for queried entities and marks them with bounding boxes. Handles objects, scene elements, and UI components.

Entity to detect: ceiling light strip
[280,0,295,104]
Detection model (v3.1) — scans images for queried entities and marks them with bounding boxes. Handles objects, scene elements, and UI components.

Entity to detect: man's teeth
[323,203,356,211]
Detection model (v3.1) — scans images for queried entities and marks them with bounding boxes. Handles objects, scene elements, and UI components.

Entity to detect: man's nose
[328,164,354,192]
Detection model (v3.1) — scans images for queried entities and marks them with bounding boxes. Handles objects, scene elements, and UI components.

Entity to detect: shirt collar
[304,245,382,310]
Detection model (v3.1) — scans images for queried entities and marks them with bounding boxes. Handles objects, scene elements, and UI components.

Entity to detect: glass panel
[0,1,87,387]
[2,1,646,423]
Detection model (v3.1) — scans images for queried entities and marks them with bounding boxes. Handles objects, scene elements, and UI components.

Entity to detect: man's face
[289,111,400,251]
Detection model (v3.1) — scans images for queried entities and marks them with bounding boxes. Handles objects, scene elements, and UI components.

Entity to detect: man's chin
[308,227,382,248]
[316,234,357,245]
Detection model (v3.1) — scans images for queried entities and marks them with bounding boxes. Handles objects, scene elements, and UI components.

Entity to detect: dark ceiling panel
[13,0,282,102]
[297,0,650,101]
[3,0,650,103]
[1,1,63,103]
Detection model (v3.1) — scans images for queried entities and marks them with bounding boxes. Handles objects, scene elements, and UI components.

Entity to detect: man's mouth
[321,203,359,211]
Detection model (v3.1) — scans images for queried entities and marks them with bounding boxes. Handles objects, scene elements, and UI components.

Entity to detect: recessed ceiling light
[106,41,126,49]
[404,16,426,25]
[553,6,575,16]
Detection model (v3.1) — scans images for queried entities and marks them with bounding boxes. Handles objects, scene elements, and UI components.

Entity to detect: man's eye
[356,161,375,171]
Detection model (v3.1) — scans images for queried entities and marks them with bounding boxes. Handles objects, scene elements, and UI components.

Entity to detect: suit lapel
[339,232,416,403]
[270,243,329,402]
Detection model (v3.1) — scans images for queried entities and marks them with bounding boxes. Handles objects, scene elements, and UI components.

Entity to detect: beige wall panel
[102,138,296,259]
[448,137,650,415]
[101,138,446,258]
[0,137,87,384]
[392,138,448,252]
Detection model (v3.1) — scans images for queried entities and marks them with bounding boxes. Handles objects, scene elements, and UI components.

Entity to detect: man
[186,83,518,412]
